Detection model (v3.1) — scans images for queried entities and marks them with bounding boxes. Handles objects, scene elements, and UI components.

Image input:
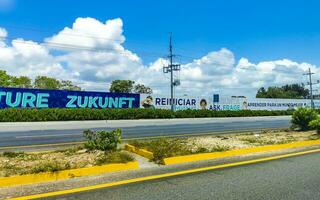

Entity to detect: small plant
[30,161,63,174]
[130,138,191,164]
[95,152,134,165]
[2,151,25,158]
[291,108,318,131]
[309,118,320,134]
[211,145,230,152]
[83,129,122,151]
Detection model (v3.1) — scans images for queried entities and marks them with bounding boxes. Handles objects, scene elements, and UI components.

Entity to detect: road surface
[0,116,290,148]
[44,151,320,200]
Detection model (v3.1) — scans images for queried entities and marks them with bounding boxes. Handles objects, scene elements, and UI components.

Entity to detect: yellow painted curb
[163,140,320,165]
[9,148,320,200]
[125,144,154,160]
[0,161,139,188]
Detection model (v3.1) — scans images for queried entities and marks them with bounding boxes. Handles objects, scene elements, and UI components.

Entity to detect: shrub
[309,118,320,134]
[130,139,192,164]
[30,161,63,174]
[83,129,122,151]
[291,108,318,131]
[0,108,295,122]
[2,151,25,158]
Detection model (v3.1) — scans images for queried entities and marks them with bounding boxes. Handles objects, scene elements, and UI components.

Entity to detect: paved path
[44,151,320,200]
[0,116,290,148]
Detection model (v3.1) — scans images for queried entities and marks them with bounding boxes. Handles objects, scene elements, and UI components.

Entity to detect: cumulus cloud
[0,17,319,97]
[0,27,7,38]
[45,17,125,51]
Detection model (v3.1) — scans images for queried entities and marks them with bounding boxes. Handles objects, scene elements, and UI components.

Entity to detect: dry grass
[0,147,134,177]
[129,130,319,164]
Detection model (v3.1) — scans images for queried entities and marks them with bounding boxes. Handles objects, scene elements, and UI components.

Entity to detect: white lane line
[15,133,82,139]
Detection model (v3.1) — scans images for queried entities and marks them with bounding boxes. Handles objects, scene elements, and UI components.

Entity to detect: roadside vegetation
[129,128,319,164]
[127,108,320,164]
[0,108,294,122]
[0,129,134,177]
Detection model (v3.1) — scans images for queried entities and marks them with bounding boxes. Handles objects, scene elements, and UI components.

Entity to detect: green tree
[109,80,135,93]
[134,84,153,94]
[11,76,32,88]
[256,84,309,99]
[0,70,11,87]
[34,76,61,90]
[60,80,81,91]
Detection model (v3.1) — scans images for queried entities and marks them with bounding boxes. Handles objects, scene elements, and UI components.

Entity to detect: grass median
[128,129,320,164]
[0,129,135,177]
[0,147,134,177]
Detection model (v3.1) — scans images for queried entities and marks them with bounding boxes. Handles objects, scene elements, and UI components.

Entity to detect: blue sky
[1,0,320,65]
[1,0,320,97]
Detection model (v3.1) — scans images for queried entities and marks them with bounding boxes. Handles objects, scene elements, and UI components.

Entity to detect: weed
[211,145,230,152]
[95,151,134,165]
[2,151,25,158]
[30,161,63,174]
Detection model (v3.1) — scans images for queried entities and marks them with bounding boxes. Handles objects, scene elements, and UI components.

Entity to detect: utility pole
[303,68,319,109]
[163,33,181,111]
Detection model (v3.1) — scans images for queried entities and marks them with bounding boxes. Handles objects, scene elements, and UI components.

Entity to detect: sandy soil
[0,148,115,177]
[186,130,319,152]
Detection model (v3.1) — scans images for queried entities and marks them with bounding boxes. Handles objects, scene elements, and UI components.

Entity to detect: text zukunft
[0,92,136,108]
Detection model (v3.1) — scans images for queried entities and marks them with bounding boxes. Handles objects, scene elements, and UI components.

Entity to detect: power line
[163,33,181,111]
[303,68,320,109]
[0,35,165,58]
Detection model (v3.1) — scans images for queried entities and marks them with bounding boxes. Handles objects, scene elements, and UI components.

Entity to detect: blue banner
[0,87,140,109]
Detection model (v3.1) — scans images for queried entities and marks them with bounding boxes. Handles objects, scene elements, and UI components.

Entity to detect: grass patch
[54,146,84,156]
[95,151,134,165]
[129,138,231,164]
[0,149,135,177]
[2,151,26,158]
[130,138,191,164]
[30,161,66,174]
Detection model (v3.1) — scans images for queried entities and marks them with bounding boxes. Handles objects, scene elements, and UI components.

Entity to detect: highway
[0,116,290,148]
[44,151,320,200]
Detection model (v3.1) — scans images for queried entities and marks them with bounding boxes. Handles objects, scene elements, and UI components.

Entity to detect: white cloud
[0,27,7,38]
[45,17,125,51]
[0,17,319,97]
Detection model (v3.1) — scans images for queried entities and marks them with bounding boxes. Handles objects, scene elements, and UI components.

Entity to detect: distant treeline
[256,84,309,99]
[0,70,81,91]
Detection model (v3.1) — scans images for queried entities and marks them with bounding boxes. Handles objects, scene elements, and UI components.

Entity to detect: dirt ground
[186,130,319,152]
[0,148,133,177]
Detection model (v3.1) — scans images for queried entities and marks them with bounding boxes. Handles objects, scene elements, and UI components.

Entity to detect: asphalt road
[44,151,320,200]
[0,116,291,148]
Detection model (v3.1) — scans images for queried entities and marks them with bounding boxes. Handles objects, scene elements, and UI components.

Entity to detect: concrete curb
[163,140,320,165]
[125,144,154,160]
[127,140,320,165]
[0,161,139,188]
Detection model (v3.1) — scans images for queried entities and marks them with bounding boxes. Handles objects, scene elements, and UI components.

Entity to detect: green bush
[83,129,122,151]
[291,108,318,130]
[0,108,295,122]
[309,118,320,134]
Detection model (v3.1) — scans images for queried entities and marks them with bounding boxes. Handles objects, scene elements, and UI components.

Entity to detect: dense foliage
[291,107,318,130]
[256,84,309,99]
[0,70,81,91]
[0,108,294,122]
[109,80,152,94]
[83,129,122,151]
[309,118,320,134]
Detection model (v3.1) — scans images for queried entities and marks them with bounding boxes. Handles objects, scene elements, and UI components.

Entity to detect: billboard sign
[0,87,140,109]
[140,94,241,111]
